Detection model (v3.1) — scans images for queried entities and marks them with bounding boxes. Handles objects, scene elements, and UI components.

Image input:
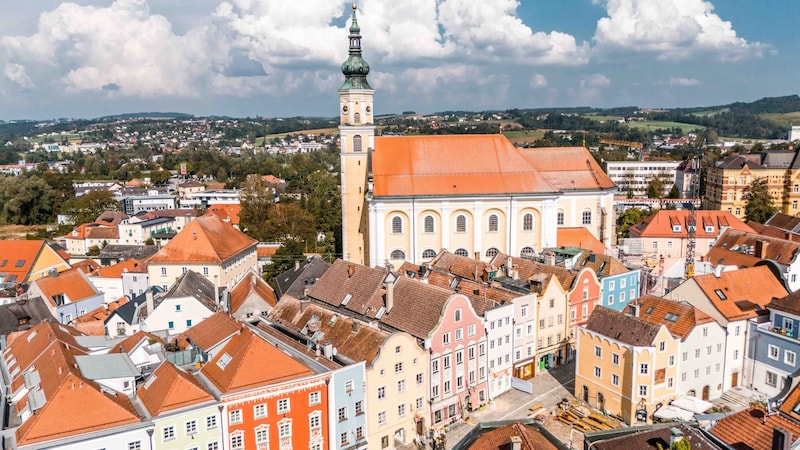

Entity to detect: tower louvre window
[353,135,362,152]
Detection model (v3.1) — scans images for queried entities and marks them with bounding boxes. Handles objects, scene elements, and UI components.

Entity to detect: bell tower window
[353,135,362,152]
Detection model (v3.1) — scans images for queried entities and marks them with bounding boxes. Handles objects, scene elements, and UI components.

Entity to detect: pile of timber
[557,407,621,432]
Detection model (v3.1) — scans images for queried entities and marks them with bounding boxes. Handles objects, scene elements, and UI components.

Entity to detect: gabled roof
[95,210,129,225]
[380,278,456,340]
[206,204,241,226]
[713,153,762,170]
[588,423,721,450]
[0,240,56,282]
[7,322,141,447]
[306,259,386,318]
[92,258,147,278]
[106,291,150,325]
[70,259,101,274]
[691,266,787,321]
[573,252,630,277]
[185,312,242,351]
[160,270,218,311]
[767,290,800,317]
[707,229,800,267]
[459,420,564,450]
[372,135,560,197]
[269,296,388,364]
[97,244,159,262]
[200,327,314,394]
[518,146,616,191]
[273,256,331,299]
[629,210,753,238]
[710,406,800,450]
[557,227,607,255]
[430,249,493,283]
[114,330,163,354]
[178,180,204,188]
[766,212,800,234]
[66,222,119,240]
[32,269,101,307]
[147,215,256,264]
[138,362,214,416]
[229,271,277,314]
[508,256,577,291]
[585,306,662,346]
[74,353,139,380]
[0,296,55,336]
[135,208,197,220]
[629,295,714,340]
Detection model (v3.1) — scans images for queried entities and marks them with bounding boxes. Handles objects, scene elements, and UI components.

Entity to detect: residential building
[620,210,753,265]
[63,222,120,255]
[196,326,333,450]
[337,7,616,267]
[141,270,219,335]
[118,216,180,245]
[508,292,538,380]
[88,258,148,302]
[273,255,331,300]
[585,422,723,450]
[97,244,159,265]
[710,393,800,450]
[747,292,800,397]
[707,228,800,292]
[703,149,800,218]
[228,270,277,322]
[452,419,568,450]
[666,265,789,390]
[0,239,70,284]
[576,306,681,425]
[184,311,242,363]
[147,215,258,292]
[556,227,608,255]
[628,296,726,401]
[206,204,241,229]
[104,289,156,337]
[484,302,515,399]
[574,252,640,311]
[70,296,128,336]
[177,180,205,199]
[137,362,223,450]
[603,160,680,198]
[120,193,178,215]
[183,189,240,208]
[26,268,105,324]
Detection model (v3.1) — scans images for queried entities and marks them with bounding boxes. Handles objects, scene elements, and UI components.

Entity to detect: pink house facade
[427,293,488,430]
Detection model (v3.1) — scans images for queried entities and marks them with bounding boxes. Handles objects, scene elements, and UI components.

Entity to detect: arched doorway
[597,392,605,412]
[702,385,710,401]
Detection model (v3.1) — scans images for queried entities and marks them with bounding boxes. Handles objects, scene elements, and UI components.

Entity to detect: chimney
[352,321,360,333]
[348,264,356,278]
[506,256,513,274]
[713,264,722,278]
[145,289,154,316]
[474,251,480,261]
[755,240,769,259]
[508,436,522,450]
[322,341,333,359]
[669,427,684,448]
[384,278,395,313]
[544,251,556,266]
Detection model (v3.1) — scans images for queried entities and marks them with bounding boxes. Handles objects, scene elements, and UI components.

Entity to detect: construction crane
[684,130,709,280]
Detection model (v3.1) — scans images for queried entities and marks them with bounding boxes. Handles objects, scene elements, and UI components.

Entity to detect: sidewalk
[445,361,584,449]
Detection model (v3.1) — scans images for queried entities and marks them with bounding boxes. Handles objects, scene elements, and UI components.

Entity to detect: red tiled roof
[372,135,559,197]
[630,295,714,339]
[138,362,214,416]
[629,210,753,238]
[206,204,241,226]
[185,312,242,351]
[710,406,800,450]
[229,271,277,314]
[586,306,661,346]
[92,259,147,278]
[115,330,164,354]
[67,222,119,240]
[467,421,560,450]
[200,327,314,394]
[518,147,616,191]
[707,229,800,267]
[557,227,607,254]
[0,240,47,282]
[307,259,387,318]
[691,266,788,321]
[70,259,101,274]
[147,215,256,264]
[32,269,100,307]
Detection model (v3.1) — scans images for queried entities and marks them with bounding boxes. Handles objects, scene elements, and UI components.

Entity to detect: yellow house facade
[576,307,679,425]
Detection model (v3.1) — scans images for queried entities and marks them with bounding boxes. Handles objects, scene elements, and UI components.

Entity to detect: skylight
[714,289,727,300]
[144,374,157,389]
[341,293,352,305]
[664,313,680,323]
[15,260,25,268]
[217,352,233,370]
[645,307,655,315]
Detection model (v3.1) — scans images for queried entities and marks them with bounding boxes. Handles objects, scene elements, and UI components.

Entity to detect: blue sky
[0,0,797,120]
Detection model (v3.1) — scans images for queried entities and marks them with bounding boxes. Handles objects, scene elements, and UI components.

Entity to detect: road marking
[499,383,571,421]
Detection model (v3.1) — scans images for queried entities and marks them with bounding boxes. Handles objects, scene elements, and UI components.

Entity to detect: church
[338,6,616,267]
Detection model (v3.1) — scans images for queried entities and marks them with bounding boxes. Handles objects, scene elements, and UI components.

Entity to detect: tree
[668,184,681,199]
[744,178,777,223]
[616,207,653,239]
[239,175,276,241]
[646,176,665,199]
[262,239,306,283]
[61,190,121,226]
[148,169,171,186]
[0,176,56,225]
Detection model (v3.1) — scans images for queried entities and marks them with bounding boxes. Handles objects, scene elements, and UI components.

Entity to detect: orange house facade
[222,375,330,450]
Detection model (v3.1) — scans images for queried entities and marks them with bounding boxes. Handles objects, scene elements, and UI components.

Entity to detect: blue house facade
[747,296,800,398]
[329,362,368,450]
[600,269,641,311]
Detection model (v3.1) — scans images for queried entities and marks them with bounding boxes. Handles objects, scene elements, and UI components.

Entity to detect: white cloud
[1,0,223,97]
[668,77,701,86]
[529,73,547,89]
[593,0,767,61]
[4,63,34,89]
[582,74,611,88]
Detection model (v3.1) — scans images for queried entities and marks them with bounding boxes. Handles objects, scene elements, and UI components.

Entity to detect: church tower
[339,3,374,265]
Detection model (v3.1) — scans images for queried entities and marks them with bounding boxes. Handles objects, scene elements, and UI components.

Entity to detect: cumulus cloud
[0,0,223,97]
[592,0,767,61]
[668,77,701,86]
[3,63,34,89]
[529,73,547,89]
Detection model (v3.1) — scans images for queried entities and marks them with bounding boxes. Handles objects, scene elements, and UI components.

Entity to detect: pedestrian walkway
[445,361,585,449]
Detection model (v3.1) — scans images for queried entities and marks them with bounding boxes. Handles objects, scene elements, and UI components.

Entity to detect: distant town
[1,6,800,450]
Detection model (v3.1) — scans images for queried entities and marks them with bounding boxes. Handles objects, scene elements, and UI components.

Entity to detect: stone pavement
[444,361,586,449]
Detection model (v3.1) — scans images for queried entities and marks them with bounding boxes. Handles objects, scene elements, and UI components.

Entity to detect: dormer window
[705,226,714,233]
[672,225,682,233]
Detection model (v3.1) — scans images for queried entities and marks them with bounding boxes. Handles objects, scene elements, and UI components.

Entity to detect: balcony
[758,322,798,340]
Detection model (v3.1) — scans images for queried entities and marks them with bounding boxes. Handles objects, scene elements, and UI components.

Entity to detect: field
[762,112,800,127]
[502,129,547,144]
[27,134,82,145]
[256,127,339,145]
[626,121,704,133]
[0,225,49,239]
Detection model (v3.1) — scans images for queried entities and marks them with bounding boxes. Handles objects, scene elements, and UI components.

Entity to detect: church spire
[341,3,371,90]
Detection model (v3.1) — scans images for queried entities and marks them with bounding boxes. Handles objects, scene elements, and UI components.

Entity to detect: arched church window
[422,249,436,259]
[391,216,403,234]
[488,214,499,232]
[390,250,406,260]
[456,215,467,233]
[353,135,363,152]
[454,248,469,257]
[485,248,499,258]
[424,215,435,233]
[523,213,534,231]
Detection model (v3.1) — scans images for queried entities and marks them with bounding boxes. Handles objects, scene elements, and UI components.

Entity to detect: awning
[654,405,695,421]
[671,396,713,414]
